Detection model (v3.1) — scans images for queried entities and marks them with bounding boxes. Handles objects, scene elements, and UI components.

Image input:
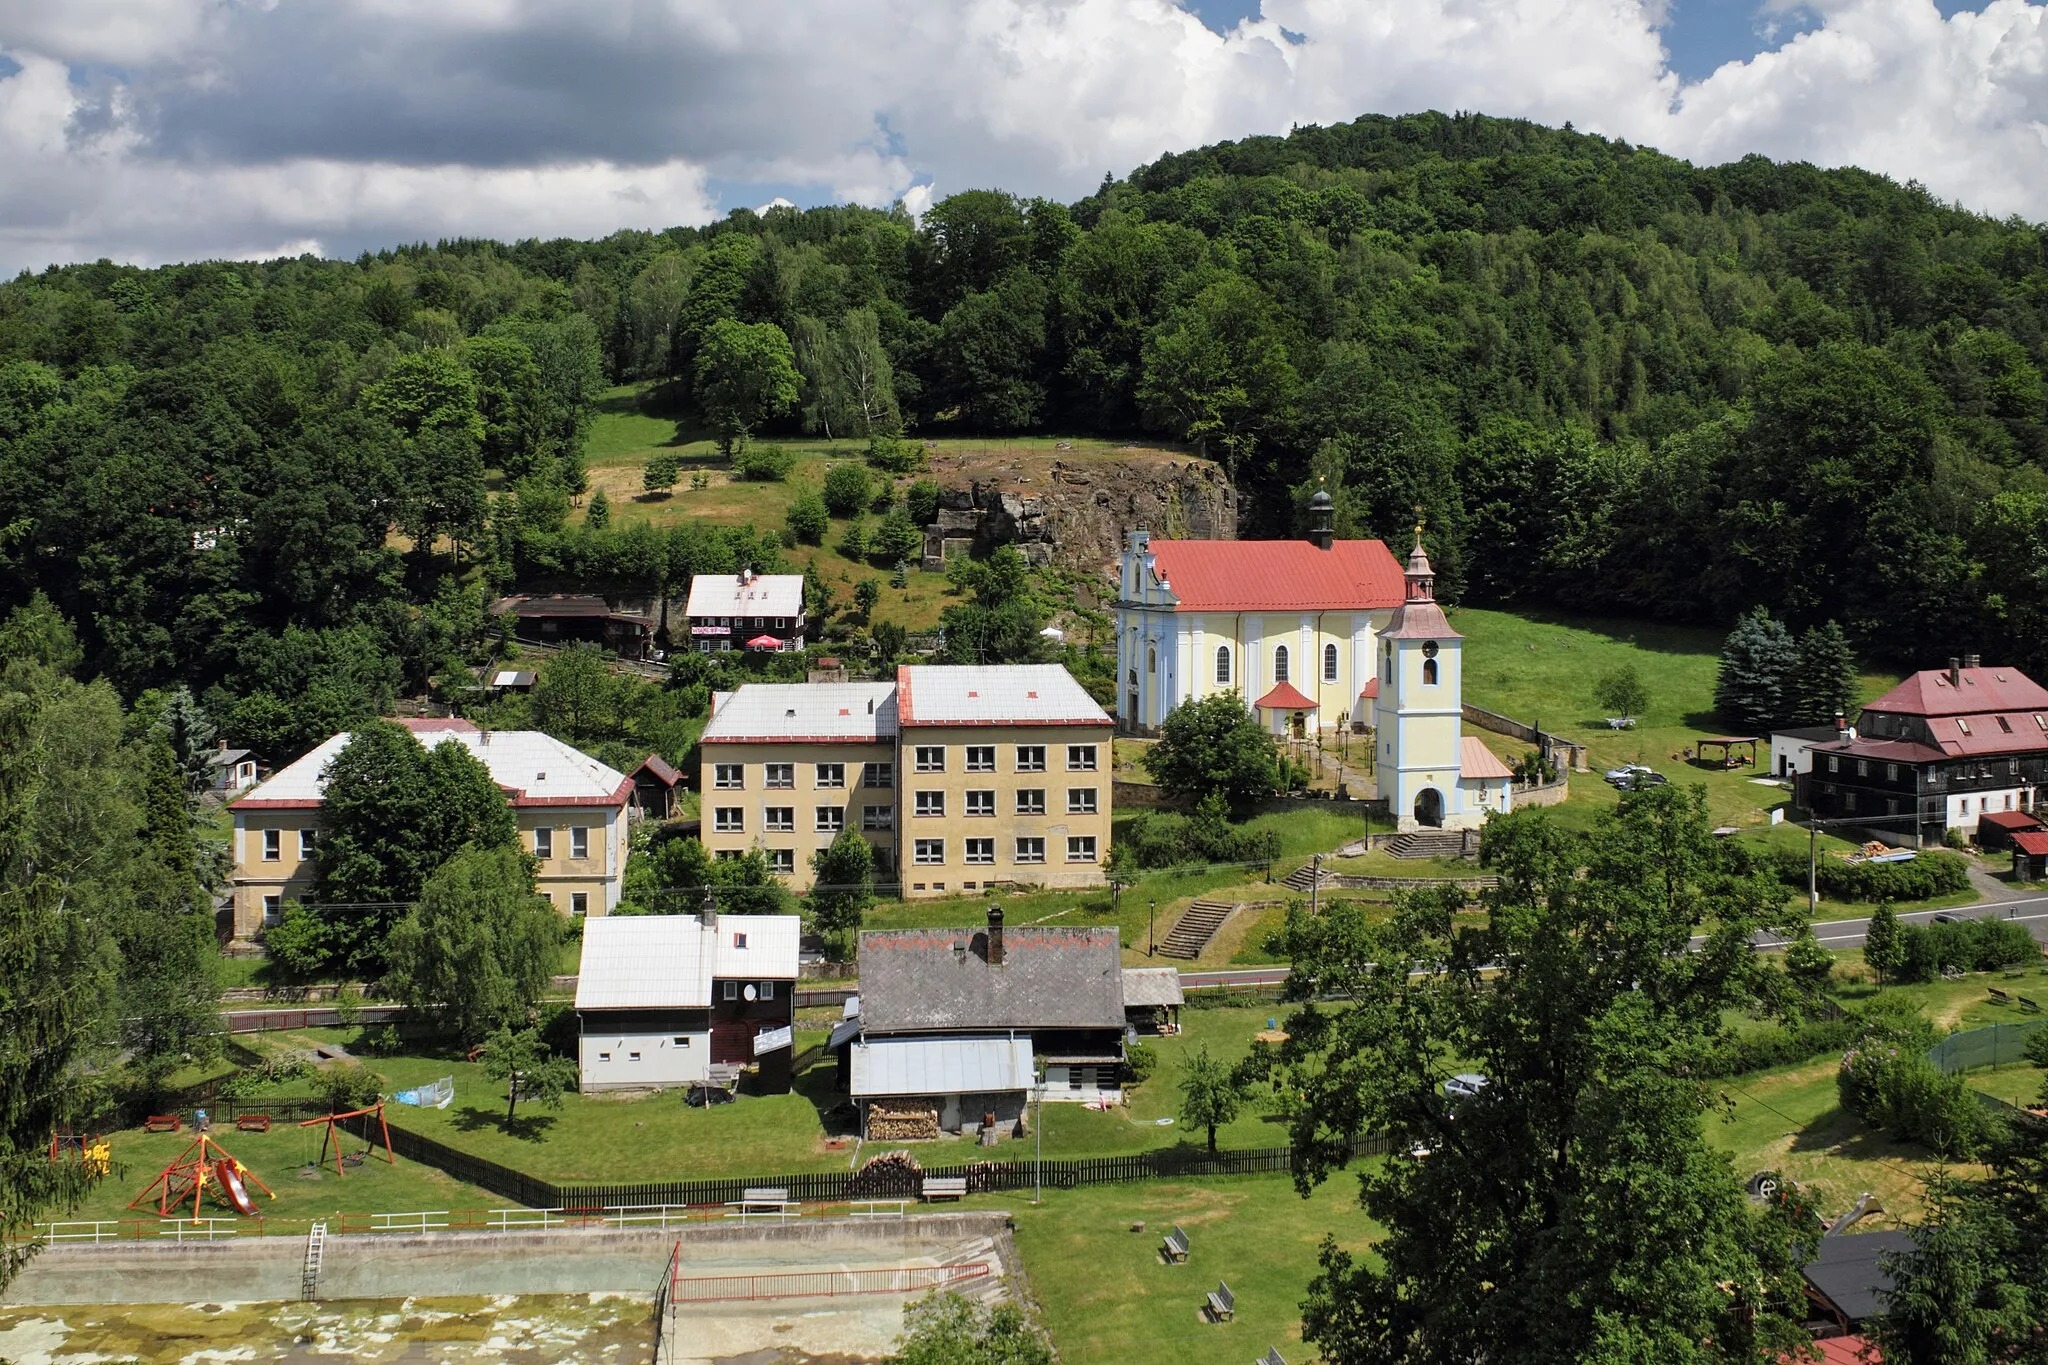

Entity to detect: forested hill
[6,109,2048,733]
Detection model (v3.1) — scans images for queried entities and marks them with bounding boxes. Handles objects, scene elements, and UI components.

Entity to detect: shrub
[263,903,330,980]
[732,444,796,481]
[1693,1018,1861,1078]
[1126,1041,1158,1083]
[864,433,926,474]
[1121,795,1280,870]
[1766,848,1970,902]
[315,1061,387,1113]
[822,461,871,516]
[1835,1003,1990,1157]
[642,452,679,495]
[786,487,828,544]
[905,479,944,528]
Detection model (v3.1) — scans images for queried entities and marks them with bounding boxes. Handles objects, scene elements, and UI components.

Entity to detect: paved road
[1738,894,2048,952]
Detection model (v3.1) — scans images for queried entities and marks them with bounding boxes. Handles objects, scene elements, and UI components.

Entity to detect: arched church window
[1323,643,1338,682]
[1147,645,1156,675]
[1215,646,1231,684]
[1273,645,1289,683]
[1423,658,1439,685]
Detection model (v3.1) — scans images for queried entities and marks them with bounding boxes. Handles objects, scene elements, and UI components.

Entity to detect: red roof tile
[1254,681,1319,710]
[1866,666,2048,717]
[1144,539,1404,612]
[1357,678,1379,700]
[1978,810,2044,833]
[2012,830,2048,857]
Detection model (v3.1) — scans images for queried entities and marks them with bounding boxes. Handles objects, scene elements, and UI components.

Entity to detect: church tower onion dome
[1379,522,1457,642]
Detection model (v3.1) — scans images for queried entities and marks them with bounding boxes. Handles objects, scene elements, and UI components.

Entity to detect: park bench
[235,1114,271,1133]
[1206,1281,1235,1322]
[144,1115,180,1134]
[1258,1350,1288,1365]
[921,1176,968,1202]
[724,1187,798,1222]
[1161,1224,1190,1263]
[1991,988,2012,1005]
[2021,996,2042,1014]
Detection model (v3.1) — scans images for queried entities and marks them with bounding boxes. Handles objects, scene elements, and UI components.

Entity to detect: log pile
[864,1101,939,1142]
[846,1150,924,1197]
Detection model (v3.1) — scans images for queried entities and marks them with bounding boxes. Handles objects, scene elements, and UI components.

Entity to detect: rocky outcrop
[921,447,1237,573]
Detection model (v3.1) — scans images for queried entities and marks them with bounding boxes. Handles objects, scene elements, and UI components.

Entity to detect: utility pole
[1148,899,1156,957]
[1309,852,1322,916]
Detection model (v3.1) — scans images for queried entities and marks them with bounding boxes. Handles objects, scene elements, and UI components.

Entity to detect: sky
[2,0,2046,276]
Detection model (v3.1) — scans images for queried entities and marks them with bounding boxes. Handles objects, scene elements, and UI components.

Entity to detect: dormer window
[1958,718,1972,736]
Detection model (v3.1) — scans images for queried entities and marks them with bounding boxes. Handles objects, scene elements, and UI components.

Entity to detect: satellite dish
[743,984,758,1002]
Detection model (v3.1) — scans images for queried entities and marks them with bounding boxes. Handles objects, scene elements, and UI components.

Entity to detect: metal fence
[1928,1019,2048,1074]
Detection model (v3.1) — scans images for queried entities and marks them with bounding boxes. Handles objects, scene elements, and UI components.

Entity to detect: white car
[1603,763,1653,785]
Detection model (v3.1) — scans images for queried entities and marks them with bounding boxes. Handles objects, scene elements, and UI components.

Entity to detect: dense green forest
[6,110,2048,757]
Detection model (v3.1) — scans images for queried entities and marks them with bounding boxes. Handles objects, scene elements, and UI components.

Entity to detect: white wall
[580,1028,708,1091]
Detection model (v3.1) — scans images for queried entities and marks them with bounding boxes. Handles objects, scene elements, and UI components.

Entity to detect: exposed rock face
[920,447,1237,574]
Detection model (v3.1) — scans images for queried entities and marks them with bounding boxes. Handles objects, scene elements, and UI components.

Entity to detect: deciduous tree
[1143,693,1278,808]
[385,845,562,1046]
[1592,664,1649,723]
[809,828,875,954]
[694,319,800,454]
[481,1024,576,1129]
[1177,1044,1242,1155]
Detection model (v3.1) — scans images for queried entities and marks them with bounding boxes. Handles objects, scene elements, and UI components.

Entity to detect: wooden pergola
[1695,736,1760,769]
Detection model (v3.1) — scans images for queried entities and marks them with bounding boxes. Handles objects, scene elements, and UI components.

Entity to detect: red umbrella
[745,635,782,649]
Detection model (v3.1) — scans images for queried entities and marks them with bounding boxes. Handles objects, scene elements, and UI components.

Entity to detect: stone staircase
[1384,830,1475,860]
[1281,863,1333,893]
[1157,900,1238,960]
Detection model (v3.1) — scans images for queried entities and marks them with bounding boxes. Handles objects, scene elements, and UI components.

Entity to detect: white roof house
[701,683,899,744]
[685,571,805,620]
[233,719,629,811]
[895,664,1111,728]
[849,1036,1037,1098]
[576,913,802,1011]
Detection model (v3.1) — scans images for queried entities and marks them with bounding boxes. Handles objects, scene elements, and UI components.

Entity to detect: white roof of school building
[576,915,712,1009]
[700,683,899,744]
[685,572,805,619]
[231,719,628,810]
[895,664,1111,728]
[849,1035,1037,1098]
[576,913,802,1010]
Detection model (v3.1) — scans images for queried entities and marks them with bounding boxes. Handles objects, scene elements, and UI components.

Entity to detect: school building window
[1067,745,1098,771]
[914,839,945,865]
[1067,836,1097,862]
[965,838,995,864]
[966,790,996,816]
[1014,837,1045,864]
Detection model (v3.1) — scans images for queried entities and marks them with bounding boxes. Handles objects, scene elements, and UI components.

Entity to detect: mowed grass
[217,1009,1299,1186]
[1004,1172,1382,1365]
[57,1119,501,1230]
[1706,1058,1980,1223]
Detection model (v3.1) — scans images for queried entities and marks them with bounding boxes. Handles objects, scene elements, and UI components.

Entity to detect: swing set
[298,1102,396,1177]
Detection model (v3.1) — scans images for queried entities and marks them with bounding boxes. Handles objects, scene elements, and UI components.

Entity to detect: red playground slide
[214,1158,259,1215]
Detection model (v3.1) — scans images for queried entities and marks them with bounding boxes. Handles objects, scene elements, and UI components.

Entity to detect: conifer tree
[1864,901,1905,982]
[585,486,611,530]
[1714,607,1798,731]
[1789,620,1858,726]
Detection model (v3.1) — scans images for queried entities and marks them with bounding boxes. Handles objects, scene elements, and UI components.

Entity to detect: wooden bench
[235,1114,271,1133]
[1990,987,2012,1004]
[921,1176,968,1202]
[144,1115,180,1134]
[724,1187,798,1221]
[2021,996,2042,1014]
[1206,1281,1235,1322]
[1257,1350,1288,1365]
[1161,1224,1189,1263]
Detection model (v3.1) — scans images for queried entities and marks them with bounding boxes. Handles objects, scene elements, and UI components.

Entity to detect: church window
[1422,658,1438,686]
[1273,646,1289,683]
[1215,646,1231,684]
[1147,645,1156,675]
[1324,643,1338,682]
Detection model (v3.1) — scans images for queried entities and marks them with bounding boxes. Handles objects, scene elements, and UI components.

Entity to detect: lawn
[1706,1058,1980,1223]
[221,1008,1300,1186]
[1005,1172,1381,1365]
[57,1117,502,1231]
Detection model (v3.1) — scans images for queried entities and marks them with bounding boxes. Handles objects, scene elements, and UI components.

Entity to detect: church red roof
[1144,539,1404,613]
[1254,681,1319,710]
[1866,666,2048,718]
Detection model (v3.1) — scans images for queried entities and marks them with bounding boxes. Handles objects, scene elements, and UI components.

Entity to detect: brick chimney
[1964,653,1982,670]
[985,906,1005,966]
[1949,657,1962,687]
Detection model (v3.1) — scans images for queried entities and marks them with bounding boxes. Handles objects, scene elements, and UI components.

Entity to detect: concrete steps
[1385,830,1473,860]
[1281,863,1332,893]
[1158,900,1237,960]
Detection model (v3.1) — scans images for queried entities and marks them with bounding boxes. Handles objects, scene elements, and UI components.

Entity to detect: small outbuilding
[2013,829,2048,882]
[1975,808,2046,852]
[1121,967,1183,1035]
[849,1035,1036,1139]
[629,754,684,819]
[1802,1230,1913,1333]
[204,744,261,794]
[1769,724,1843,779]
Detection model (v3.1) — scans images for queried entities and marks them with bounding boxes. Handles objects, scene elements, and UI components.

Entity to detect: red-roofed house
[1114,492,1406,737]
[1806,655,2048,842]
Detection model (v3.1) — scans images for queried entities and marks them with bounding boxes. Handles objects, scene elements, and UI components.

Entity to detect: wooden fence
[334,1112,1392,1212]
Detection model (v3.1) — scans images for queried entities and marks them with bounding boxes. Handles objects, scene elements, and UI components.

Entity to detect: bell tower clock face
[1421,641,1439,658]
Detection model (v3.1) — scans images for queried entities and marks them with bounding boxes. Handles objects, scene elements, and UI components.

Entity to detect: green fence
[1927,1019,2048,1074]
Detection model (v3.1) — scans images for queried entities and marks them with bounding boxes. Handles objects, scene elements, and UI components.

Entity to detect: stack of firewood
[864,1101,939,1142]
[846,1149,925,1196]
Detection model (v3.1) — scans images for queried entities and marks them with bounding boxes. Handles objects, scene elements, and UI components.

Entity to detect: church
[1114,492,1513,831]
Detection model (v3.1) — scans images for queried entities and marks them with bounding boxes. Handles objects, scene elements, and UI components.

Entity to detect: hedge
[1766,848,1970,902]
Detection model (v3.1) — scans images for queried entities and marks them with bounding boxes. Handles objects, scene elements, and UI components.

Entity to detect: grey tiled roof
[857,925,1125,1033]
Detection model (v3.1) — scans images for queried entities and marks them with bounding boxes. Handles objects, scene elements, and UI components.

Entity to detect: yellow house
[227,718,631,941]
[696,664,1114,899]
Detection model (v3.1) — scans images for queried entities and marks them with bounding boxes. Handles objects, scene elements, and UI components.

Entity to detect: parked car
[1604,763,1654,785]
[1616,771,1669,791]
[1931,912,1961,924]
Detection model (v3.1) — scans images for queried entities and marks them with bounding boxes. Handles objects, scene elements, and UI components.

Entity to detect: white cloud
[3,0,2048,274]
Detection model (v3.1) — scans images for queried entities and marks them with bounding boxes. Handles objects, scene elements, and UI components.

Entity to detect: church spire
[1404,508,1434,602]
